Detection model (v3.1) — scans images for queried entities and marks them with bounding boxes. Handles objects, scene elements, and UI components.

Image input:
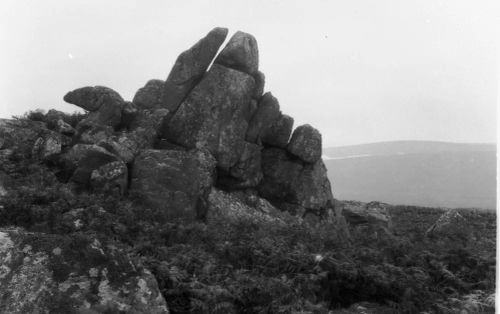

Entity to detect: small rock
[90,160,128,196]
[133,79,165,110]
[287,124,322,163]
[261,114,294,148]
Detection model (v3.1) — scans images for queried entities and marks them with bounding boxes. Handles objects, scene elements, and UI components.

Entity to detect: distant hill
[324,141,496,210]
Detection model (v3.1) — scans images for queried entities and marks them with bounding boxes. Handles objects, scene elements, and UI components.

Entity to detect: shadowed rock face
[161,27,229,112]
[130,149,216,221]
[0,228,169,314]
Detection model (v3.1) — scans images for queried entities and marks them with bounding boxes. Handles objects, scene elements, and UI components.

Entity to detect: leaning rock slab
[161,27,228,112]
[287,124,322,163]
[130,149,216,220]
[165,64,255,170]
[0,228,169,314]
[214,31,259,75]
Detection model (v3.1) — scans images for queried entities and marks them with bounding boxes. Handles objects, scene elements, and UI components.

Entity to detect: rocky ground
[0,28,496,313]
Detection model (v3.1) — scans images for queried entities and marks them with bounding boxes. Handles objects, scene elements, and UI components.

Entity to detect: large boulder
[258,148,334,217]
[0,228,169,314]
[161,27,228,112]
[64,86,125,128]
[214,31,259,75]
[164,64,255,170]
[245,92,281,144]
[130,149,216,220]
[133,79,165,110]
[287,124,322,163]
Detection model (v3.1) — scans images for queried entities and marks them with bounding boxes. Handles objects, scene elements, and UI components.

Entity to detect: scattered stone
[341,201,392,228]
[161,27,228,112]
[214,31,259,75]
[261,114,294,148]
[133,79,165,110]
[56,119,76,136]
[246,92,281,143]
[31,133,61,160]
[287,124,322,163]
[130,149,216,220]
[90,160,128,196]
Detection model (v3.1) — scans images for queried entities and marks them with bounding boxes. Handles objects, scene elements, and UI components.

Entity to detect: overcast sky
[0,0,497,146]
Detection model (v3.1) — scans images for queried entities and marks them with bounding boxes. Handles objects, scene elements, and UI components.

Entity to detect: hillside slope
[325,141,496,209]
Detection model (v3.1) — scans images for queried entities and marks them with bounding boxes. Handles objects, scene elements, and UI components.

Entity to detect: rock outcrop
[0,228,169,313]
[0,27,337,223]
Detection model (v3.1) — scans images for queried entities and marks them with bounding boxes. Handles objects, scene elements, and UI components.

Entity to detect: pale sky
[0,0,497,146]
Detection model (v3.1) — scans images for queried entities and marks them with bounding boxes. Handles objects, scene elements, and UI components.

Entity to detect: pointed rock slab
[261,114,294,148]
[258,148,334,215]
[161,27,228,112]
[165,64,255,170]
[214,31,259,75]
[245,92,281,144]
[287,124,322,163]
[130,149,216,221]
[133,79,165,110]
[0,228,169,314]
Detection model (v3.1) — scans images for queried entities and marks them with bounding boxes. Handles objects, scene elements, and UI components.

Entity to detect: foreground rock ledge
[0,228,169,314]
